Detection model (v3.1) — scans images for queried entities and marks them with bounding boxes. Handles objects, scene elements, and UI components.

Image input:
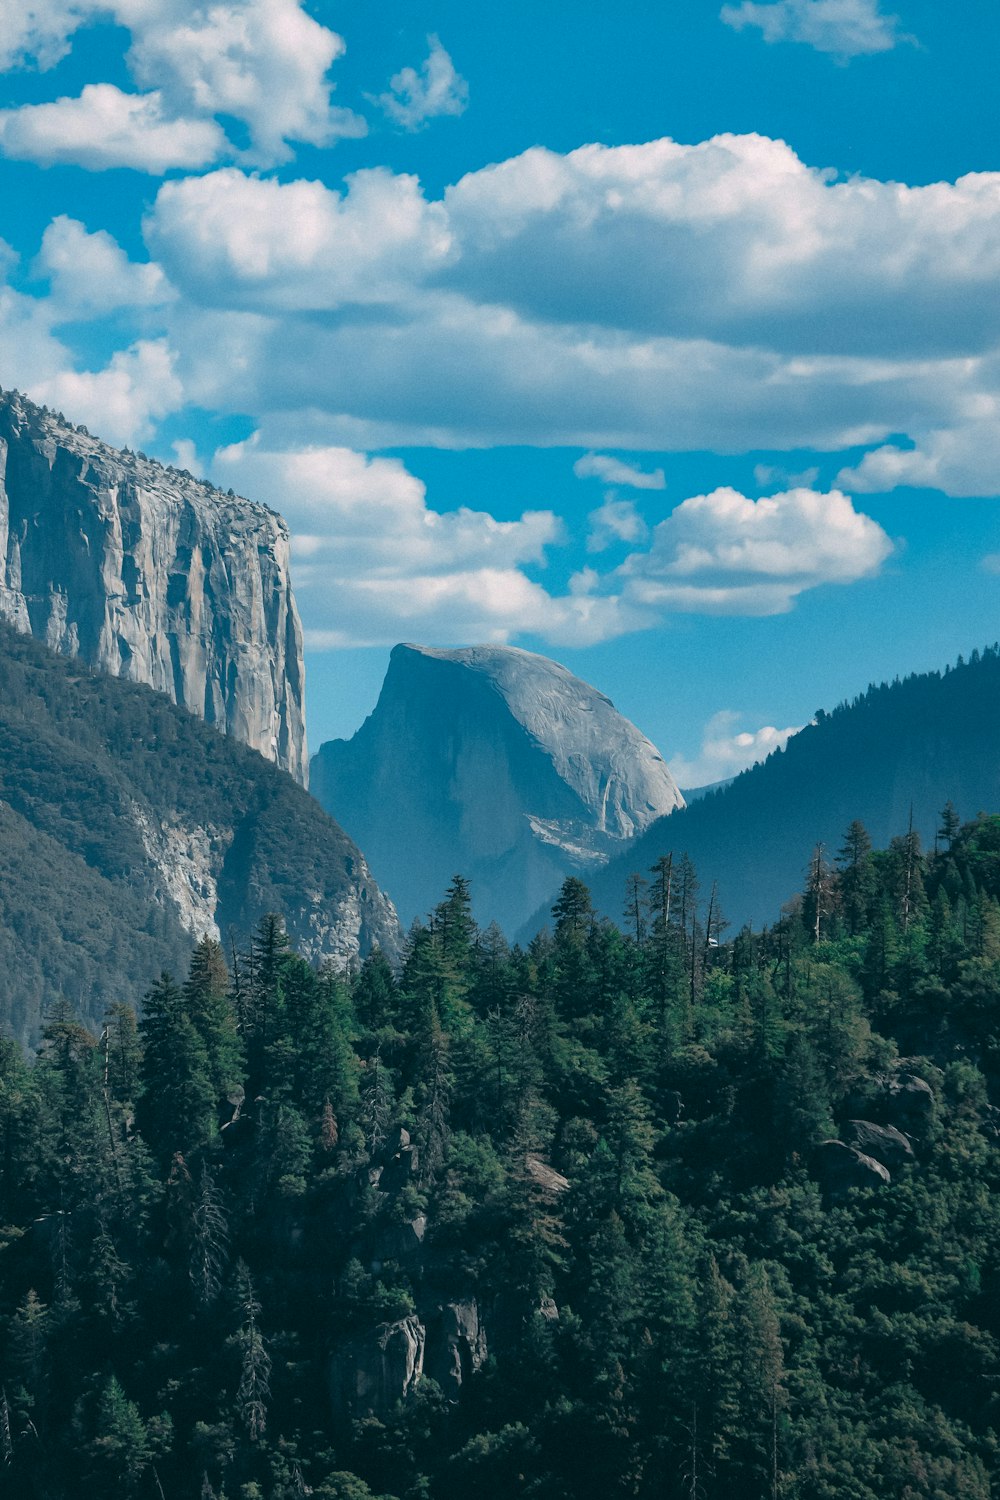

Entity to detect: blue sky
[1,0,999,783]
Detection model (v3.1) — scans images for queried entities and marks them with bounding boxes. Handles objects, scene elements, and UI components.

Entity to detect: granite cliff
[311,642,684,932]
[0,387,307,782]
[0,623,400,1048]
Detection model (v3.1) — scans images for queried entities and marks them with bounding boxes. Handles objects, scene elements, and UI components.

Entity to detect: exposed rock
[372,1217,427,1268]
[330,1315,426,1422]
[311,642,684,932]
[424,1299,488,1399]
[0,623,400,1045]
[0,387,307,781]
[525,1155,570,1195]
[815,1139,891,1196]
[330,1299,488,1421]
[843,1119,914,1169]
[887,1071,935,1125]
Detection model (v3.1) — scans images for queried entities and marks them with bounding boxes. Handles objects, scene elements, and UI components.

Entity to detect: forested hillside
[571,646,1000,936]
[0,624,399,1048]
[1,807,999,1498]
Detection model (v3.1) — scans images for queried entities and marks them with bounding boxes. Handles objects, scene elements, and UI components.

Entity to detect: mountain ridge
[547,646,1000,935]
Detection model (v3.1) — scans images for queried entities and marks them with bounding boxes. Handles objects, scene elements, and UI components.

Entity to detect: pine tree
[233,1261,271,1441]
[139,974,217,1160]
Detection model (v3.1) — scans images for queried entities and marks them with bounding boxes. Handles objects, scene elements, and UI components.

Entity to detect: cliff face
[311,642,684,933]
[0,387,307,782]
[0,623,400,1048]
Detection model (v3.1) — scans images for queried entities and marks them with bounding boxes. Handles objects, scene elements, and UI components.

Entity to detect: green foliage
[0,816,999,1498]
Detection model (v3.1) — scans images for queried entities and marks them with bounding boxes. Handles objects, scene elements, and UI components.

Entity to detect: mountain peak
[312,641,683,931]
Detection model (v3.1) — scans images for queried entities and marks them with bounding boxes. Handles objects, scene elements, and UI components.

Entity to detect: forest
[1,805,999,1498]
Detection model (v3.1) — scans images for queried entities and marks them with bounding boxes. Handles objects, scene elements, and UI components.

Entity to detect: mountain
[311,642,684,931]
[0,623,400,1048]
[571,646,1000,934]
[0,386,307,782]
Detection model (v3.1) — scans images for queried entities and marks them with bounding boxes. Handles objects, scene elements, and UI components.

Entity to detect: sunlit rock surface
[0,386,307,782]
[312,642,684,932]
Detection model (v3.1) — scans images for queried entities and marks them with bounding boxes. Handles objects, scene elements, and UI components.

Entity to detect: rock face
[843,1120,914,1170]
[0,387,307,782]
[330,1299,488,1422]
[815,1139,892,1197]
[311,642,684,932]
[0,622,400,1047]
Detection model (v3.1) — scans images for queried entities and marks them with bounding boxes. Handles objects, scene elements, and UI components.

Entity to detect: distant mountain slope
[551,648,1000,934]
[312,642,683,932]
[0,624,400,1048]
[0,385,307,781]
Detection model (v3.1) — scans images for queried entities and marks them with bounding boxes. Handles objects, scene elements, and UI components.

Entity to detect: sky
[1,0,999,785]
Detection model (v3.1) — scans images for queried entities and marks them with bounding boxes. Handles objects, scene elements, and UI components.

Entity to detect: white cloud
[32,338,183,445]
[618,486,893,614]
[587,498,649,553]
[0,84,228,172]
[574,452,666,489]
[0,3,97,71]
[375,35,469,131]
[754,461,820,488]
[0,1,363,171]
[36,216,173,312]
[141,137,1000,472]
[206,437,646,647]
[836,406,1000,496]
[720,0,910,58]
[669,710,802,788]
[123,0,365,165]
[147,168,452,309]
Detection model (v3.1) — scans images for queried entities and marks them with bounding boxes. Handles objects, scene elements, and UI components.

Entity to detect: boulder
[886,1072,935,1125]
[815,1139,891,1197]
[843,1120,914,1169]
[525,1155,570,1195]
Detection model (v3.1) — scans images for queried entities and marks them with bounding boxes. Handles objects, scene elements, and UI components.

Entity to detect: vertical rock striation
[312,642,684,932]
[0,387,307,782]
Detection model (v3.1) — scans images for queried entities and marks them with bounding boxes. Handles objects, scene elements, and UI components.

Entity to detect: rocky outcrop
[0,387,307,781]
[312,642,684,932]
[330,1298,488,1422]
[330,1316,426,1422]
[0,623,400,1046]
[843,1120,914,1169]
[815,1139,891,1197]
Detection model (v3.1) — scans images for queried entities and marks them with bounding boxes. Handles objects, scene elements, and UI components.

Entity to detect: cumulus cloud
[618,487,893,614]
[669,710,802,788]
[0,84,227,171]
[587,499,649,553]
[574,452,666,489]
[147,168,451,310]
[375,35,469,131]
[36,216,173,313]
[0,1,362,171]
[720,0,909,58]
[123,0,365,165]
[836,407,1000,496]
[31,338,183,445]
[206,437,648,647]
